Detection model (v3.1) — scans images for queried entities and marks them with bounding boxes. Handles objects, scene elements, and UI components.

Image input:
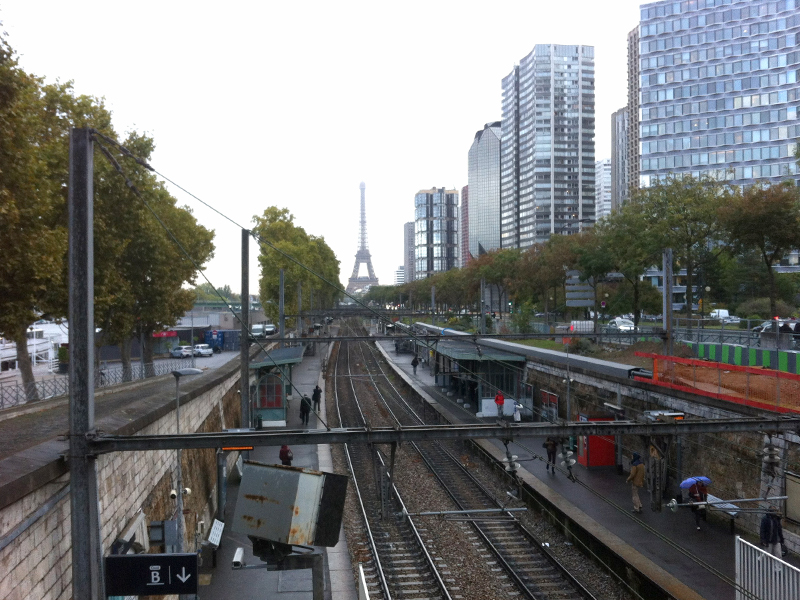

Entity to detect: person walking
[688,479,708,530]
[411,355,419,375]
[312,384,322,412]
[760,505,786,558]
[300,394,311,426]
[494,390,505,419]
[543,437,558,474]
[627,452,645,513]
[279,444,293,466]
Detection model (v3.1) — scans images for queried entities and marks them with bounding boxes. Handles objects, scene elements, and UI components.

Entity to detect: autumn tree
[719,181,800,318]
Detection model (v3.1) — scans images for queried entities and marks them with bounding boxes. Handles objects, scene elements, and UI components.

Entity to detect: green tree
[719,181,800,318]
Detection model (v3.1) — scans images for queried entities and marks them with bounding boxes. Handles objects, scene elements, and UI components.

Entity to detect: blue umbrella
[680,476,711,489]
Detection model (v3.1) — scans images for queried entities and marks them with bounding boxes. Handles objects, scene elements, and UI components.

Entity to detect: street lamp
[172,368,203,561]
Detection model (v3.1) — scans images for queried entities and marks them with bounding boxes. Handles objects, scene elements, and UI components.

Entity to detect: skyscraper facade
[414,188,459,279]
[394,266,405,285]
[639,0,800,187]
[611,107,630,210]
[403,221,415,284]
[500,44,596,249]
[595,159,612,219]
[460,185,470,267]
[468,121,502,258]
[627,27,640,194]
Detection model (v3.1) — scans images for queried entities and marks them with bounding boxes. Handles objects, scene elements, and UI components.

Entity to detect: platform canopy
[434,340,526,362]
[250,345,305,369]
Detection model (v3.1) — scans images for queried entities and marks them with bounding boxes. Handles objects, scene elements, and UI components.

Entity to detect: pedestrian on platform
[279,444,293,466]
[312,384,322,412]
[494,390,505,419]
[627,452,645,513]
[688,479,708,530]
[411,355,419,375]
[760,505,786,558]
[543,437,558,474]
[300,394,311,426]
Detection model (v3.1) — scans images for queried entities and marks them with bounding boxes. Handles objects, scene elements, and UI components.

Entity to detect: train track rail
[344,321,598,600]
[334,330,451,600]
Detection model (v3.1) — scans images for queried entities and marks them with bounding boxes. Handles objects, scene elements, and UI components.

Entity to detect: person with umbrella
[760,505,786,558]
[680,476,711,531]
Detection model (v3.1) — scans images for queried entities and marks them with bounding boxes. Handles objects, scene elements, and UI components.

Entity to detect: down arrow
[176,567,191,583]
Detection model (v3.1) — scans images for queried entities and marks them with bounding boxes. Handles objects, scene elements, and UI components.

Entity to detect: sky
[1,0,643,293]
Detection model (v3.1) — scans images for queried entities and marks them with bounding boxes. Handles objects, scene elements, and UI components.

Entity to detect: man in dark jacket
[411,355,419,375]
[543,437,558,474]
[760,505,786,558]
[312,384,322,412]
[300,394,311,426]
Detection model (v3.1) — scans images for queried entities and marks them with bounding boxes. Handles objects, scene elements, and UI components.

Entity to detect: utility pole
[297,283,303,337]
[431,286,436,327]
[279,269,285,348]
[480,278,486,335]
[663,249,674,356]
[240,229,250,428]
[68,127,104,599]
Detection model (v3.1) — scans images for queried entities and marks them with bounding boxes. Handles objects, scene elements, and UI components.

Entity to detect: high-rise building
[460,185,470,267]
[611,106,630,210]
[403,221,415,284]
[394,266,405,286]
[595,159,612,220]
[468,122,502,258]
[638,0,800,187]
[500,44,595,249]
[414,188,459,279]
[627,27,640,195]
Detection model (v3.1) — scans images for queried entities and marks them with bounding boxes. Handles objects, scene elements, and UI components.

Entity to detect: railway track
[334,334,451,600]
[337,319,598,600]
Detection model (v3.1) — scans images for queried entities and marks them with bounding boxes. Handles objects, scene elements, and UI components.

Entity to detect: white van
[569,320,595,333]
[709,309,729,320]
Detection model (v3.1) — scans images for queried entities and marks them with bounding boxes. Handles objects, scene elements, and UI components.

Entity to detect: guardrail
[0,358,196,410]
[736,536,798,600]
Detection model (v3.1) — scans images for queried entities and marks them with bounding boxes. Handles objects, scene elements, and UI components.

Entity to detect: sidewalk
[200,345,357,600]
[375,339,799,600]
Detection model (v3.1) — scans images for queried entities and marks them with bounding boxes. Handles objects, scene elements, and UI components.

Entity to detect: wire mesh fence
[635,351,800,414]
[0,358,196,410]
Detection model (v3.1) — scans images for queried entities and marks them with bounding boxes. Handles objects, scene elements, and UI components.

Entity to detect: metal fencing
[736,536,800,600]
[0,358,196,410]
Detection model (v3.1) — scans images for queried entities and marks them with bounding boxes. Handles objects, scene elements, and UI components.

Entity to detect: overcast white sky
[2,0,643,292]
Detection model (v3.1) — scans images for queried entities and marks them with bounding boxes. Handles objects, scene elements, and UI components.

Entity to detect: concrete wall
[0,367,243,600]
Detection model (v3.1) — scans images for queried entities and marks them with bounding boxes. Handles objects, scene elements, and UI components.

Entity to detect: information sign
[105,553,198,596]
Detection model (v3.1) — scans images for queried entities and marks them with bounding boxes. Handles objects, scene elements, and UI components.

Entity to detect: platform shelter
[250,345,305,426]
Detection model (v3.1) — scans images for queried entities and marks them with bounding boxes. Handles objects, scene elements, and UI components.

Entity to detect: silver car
[171,345,193,358]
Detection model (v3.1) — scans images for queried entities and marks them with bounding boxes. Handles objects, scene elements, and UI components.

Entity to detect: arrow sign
[105,553,198,596]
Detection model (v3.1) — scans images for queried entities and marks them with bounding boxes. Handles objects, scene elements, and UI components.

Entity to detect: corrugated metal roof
[435,340,525,362]
[250,345,305,368]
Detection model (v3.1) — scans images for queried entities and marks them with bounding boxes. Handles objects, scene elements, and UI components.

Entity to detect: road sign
[105,553,198,596]
[212,329,218,337]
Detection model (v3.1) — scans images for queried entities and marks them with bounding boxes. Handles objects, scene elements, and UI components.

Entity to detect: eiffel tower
[346,182,379,294]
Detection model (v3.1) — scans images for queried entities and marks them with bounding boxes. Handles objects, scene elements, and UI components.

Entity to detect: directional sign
[105,553,198,596]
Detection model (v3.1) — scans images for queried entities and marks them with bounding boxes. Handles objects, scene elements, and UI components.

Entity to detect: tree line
[0,35,215,399]
[367,172,800,329]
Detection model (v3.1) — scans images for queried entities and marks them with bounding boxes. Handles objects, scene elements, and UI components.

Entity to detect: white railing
[736,536,800,600]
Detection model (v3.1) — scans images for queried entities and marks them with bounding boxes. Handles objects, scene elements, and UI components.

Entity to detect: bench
[705,493,740,533]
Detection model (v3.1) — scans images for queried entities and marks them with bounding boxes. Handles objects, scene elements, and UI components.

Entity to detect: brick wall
[0,369,242,600]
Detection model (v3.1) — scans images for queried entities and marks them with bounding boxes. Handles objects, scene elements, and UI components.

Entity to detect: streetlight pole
[172,368,202,577]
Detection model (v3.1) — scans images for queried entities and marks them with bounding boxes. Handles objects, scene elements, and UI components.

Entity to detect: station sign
[105,553,197,596]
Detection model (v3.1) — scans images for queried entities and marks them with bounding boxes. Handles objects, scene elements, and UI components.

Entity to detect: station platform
[201,342,358,600]
[374,338,799,600]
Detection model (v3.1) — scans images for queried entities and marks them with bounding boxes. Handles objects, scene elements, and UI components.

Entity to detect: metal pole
[431,286,436,327]
[241,230,250,428]
[279,270,285,348]
[297,283,303,336]
[216,451,226,521]
[480,278,486,335]
[68,127,103,599]
[175,376,185,555]
[663,249,674,356]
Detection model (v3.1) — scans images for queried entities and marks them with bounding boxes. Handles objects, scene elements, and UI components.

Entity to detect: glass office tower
[639,0,800,187]
[468,122,502,259]
[414,188,459,279]
[500,44,595,249]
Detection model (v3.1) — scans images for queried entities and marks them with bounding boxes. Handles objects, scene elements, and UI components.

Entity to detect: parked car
[263,323,277,335]
[721,315,741,324]
[604,317,636,332]
[170,345,193,358]
[193,343,214,357]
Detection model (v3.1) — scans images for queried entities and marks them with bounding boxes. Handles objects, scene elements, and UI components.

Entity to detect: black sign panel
[105,553,198,596]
